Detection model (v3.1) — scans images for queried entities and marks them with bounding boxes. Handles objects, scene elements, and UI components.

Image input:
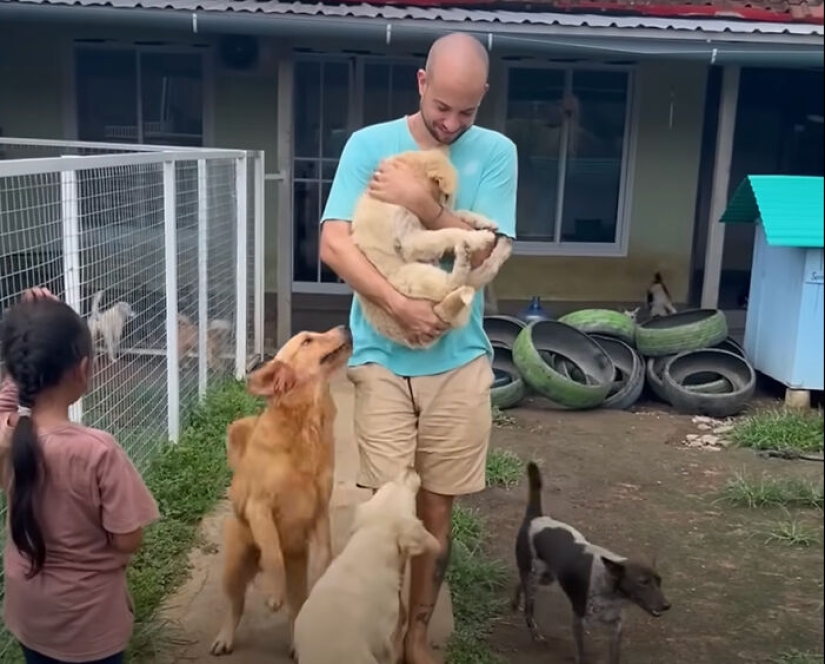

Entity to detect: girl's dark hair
[0,297,92,578]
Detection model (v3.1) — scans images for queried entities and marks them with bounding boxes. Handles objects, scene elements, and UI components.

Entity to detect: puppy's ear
[601,557,626,581]
[247,360,297,397]
[397,517,440,558]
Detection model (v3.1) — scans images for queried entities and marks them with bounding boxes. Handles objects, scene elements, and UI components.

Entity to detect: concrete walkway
[163,372,454,663]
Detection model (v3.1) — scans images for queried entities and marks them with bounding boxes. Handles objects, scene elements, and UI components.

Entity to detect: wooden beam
[701,65,741,309]
[276,55,294,347]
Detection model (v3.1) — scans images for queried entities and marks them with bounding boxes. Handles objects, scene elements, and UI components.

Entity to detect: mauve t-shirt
[0,378,160,662]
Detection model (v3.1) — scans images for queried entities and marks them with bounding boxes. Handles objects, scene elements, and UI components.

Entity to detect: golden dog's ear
[247,360,297,397]
[397,516,440,557]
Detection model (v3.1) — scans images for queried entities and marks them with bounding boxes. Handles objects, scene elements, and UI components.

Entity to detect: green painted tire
[590,335,646,410]
[491,345,527,410]
[512,321,614,409]
[558,309,638,346]
[635,309,728,357]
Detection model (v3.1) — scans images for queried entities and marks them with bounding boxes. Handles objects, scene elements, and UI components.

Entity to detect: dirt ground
[472,395,824,664]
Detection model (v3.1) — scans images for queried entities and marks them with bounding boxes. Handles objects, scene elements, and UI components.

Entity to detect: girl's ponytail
[9,393,46,578]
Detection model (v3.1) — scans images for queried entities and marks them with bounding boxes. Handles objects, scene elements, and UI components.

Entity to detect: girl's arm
[96,435,160,553]
[0,379,18,483]
[0,377,18,415]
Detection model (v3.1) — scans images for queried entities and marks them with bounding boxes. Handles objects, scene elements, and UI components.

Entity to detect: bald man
[319,32,517,664]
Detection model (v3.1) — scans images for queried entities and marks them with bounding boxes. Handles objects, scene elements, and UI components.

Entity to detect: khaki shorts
[346,354,494,496]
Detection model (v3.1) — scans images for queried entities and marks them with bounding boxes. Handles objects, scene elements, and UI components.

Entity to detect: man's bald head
[424,32,489,85]
[415,32,490,145]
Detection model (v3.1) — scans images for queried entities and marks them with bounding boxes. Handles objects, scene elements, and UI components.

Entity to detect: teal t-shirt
[320,116,518,378]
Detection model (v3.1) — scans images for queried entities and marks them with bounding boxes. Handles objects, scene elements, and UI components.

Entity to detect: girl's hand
[22,287,59,303]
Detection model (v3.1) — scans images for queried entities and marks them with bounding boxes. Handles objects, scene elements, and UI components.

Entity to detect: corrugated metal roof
[2,0,823,34]
[721,175,825,248]
[329,0,825,25]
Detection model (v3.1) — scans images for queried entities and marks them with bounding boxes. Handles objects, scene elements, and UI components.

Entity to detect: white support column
[60,167,83,424]
[253,152,266,361]
[163,160,181,444]
[197,159,209,399]
[234,155,249,379]
[701,65,741,309]
[276,56,295,348]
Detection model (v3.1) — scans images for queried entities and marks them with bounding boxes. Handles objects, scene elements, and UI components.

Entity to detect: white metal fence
[0,138,267,653]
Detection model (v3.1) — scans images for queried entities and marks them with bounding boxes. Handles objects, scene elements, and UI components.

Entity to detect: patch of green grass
[446,505,508,664]
[773,649,824,664]
[719,471,824,510]
[486,448,524,489]
[756,510,822,548]
[730,407,824,455]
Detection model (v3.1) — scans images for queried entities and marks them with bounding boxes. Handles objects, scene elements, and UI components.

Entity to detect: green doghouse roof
[720,175,824,248]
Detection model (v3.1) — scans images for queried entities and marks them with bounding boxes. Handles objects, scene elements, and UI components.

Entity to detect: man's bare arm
[319,220,404,315]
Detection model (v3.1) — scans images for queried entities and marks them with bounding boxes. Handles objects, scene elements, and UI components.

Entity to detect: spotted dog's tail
[526,461,544,521]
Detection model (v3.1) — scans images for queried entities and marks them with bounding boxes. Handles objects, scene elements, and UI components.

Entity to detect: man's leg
[405,355,494,664]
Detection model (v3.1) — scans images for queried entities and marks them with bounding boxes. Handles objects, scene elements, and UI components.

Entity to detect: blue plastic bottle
[518,296,552,324]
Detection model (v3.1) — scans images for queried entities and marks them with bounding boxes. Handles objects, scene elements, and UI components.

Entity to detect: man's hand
[368,159,431,214]
[390,295,449,347]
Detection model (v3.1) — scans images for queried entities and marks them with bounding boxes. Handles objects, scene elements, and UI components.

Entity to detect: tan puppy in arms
[293,467,440,664]
[350,148,512,349]
[210,325,352,658]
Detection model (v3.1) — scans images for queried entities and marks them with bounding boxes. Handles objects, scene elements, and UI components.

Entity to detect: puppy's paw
[464,229,496,254]
[210,632,235,656]
[458,210,498,232]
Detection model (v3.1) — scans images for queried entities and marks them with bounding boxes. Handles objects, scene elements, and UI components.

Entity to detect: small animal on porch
[292,466,440,664]
[210,324,352,659]
[622,306,640,321]
[350,147,511,349]
[177,313,233,370]
[512,462,671,664]
[87,288,136,364]
[646,271,678,317]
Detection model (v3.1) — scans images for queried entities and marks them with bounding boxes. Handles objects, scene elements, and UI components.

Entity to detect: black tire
[712,336,746,358]
[558,309,637,346]
[646,355,730,402]
[590,335,645,410]
[491,344,527,410]
[484,315,526,350]
[512,321,614,409]
[635,309,728,357]
[662,349,757,417]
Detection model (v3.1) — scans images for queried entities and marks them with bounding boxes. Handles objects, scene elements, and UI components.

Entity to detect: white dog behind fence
[87,289,137,364]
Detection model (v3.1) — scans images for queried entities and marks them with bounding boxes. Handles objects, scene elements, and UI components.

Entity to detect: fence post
[197,159,209,399]
[235,155,248,379]
[253,152,265,363]
[60,167,83,424]
[163,160,180,444]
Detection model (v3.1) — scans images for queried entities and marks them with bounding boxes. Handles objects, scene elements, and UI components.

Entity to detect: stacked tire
[484,308,757,416]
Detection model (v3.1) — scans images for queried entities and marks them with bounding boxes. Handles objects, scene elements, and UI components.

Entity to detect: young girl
[0,287,160,664]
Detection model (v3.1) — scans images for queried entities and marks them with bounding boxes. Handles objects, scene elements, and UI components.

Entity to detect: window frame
[290,52,423,292]
[500,60,639,258]
[71,41,209,147]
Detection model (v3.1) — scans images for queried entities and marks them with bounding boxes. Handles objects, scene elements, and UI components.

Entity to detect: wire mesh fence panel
[0,143,264,658]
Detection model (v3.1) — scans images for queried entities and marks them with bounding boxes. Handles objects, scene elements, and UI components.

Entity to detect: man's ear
[397,516,440,558]
[247,360,296,397]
